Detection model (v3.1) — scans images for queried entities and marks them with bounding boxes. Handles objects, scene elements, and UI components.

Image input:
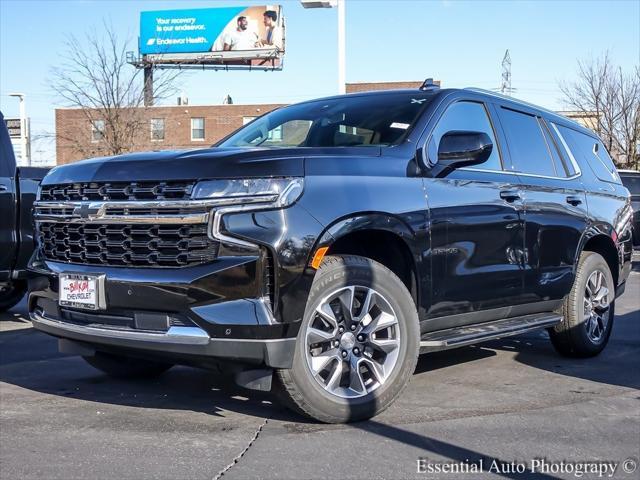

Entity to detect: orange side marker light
[311,247,329,269]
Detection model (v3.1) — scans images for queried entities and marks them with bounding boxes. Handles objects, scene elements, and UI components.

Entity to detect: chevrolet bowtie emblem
[73,204,101,220]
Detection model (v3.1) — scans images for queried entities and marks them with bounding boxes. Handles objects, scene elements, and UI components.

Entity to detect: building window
[268,125,283,142]
[191,118,205,141]
[150,118,165,141]
[91,119,105,142]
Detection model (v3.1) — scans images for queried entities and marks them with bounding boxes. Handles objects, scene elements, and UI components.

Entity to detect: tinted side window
[499,108,558,177]
[430,101,502,171]
[0,119,16,177]
[539,120,572,177]
[620,175,640,195]
[555,124,621,184]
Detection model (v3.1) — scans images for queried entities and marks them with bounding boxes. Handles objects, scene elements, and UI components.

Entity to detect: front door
[423,100,526,326]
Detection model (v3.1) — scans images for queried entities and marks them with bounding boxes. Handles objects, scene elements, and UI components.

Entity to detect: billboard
[139,5,284,68]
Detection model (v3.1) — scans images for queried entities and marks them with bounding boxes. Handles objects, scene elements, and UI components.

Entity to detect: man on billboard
[222,16,259,51]
[259,10,283,51]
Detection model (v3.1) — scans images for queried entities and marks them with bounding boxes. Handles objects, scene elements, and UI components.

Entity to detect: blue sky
[1,0,639,163]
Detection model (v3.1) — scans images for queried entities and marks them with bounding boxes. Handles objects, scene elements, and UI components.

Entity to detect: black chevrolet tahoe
[0,111,48,311]
[28,85,634,423]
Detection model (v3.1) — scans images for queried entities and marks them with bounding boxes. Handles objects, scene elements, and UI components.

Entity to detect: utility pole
[500,50,513,96]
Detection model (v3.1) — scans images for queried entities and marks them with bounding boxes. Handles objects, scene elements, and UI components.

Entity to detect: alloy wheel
[304,286,401,399]
[583,269,611,344]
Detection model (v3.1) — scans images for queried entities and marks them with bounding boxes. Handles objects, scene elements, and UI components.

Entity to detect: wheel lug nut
[341,350,348,358]
[357,334,365,342]
[338,326,344,333]
[333,340,339,348]
[353,347,360,356]
[350,324,357,331]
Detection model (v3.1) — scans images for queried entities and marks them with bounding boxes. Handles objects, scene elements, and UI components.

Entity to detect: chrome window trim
[458,166,581,181]
[536,117,560,177]
[550,122,582,177]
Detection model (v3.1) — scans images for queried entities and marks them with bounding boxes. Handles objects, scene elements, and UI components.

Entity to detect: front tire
[549,251,615,358]
[277,255,420,423]
[83,351,173,379]
[0,280,27,312]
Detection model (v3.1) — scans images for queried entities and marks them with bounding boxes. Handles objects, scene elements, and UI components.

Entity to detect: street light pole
[8,93,28,166]
[337,0,346,95]
[301,0,346,95]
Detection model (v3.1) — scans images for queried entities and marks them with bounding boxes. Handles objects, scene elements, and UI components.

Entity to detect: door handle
[566,195,583,206]
[0,184,8,192]
[500,190,521,202]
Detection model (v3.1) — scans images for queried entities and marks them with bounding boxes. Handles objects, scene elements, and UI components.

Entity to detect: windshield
[217,92,435,148]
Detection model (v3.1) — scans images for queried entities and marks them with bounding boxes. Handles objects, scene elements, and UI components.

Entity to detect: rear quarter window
[555,124,621,184]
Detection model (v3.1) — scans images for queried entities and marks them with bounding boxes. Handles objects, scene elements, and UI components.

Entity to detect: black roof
[291,87,595,137]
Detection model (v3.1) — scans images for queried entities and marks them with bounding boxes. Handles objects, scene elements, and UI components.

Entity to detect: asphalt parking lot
[1,263,638,480]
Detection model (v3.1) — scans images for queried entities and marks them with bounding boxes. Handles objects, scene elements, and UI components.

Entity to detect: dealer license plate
[59,274,105,310]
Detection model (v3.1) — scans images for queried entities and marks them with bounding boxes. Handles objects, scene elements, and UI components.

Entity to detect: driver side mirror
[437,130,493,169]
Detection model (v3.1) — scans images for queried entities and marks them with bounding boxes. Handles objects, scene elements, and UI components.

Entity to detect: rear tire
[0,280,27,312]
[549,251,615,358]
[277,255,420,423]
[83,351,173,379]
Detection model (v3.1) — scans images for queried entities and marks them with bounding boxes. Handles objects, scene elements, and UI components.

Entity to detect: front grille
[38,222,219,268]
[40,181,194,202]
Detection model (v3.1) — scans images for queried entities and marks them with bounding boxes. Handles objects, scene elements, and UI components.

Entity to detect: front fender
[314,212,419,252]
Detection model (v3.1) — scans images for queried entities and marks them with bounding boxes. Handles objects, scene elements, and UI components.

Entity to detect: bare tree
[52,23,181,159]
[560,53,640,170]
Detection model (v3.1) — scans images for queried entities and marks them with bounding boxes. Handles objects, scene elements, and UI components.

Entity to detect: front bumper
[27,254,300,368]
[30,310,296,368]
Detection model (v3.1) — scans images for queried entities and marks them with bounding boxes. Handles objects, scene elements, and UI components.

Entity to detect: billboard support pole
[143,65,154,107]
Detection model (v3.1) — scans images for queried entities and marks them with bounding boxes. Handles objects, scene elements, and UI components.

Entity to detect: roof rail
[464,87,588,130]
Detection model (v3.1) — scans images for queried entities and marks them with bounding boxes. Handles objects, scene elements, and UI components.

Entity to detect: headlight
[191,177,304,208]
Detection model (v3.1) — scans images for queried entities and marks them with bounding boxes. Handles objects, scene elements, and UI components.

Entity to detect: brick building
[55,103,285,165]
[54,81,434,165]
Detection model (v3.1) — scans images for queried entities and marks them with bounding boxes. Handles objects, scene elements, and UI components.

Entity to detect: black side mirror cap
[438,130,493,169]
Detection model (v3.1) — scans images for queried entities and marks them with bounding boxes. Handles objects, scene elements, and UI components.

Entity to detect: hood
[43,146,381,185]
[43,147,303,185]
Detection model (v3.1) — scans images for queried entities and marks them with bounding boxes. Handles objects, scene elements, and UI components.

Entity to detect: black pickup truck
[0,111,48,311]
[27,86,634,423]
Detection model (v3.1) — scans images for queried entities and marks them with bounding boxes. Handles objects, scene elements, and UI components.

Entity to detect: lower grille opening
[36,298,197,332]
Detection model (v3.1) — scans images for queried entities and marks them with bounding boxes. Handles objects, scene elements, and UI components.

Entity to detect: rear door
[494,106,588,309]
[422,99,527,325]
[0,114,18,279]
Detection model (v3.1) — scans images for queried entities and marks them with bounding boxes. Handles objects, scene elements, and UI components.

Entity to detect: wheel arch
[311,213,422,311]
[578,230,619,286]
